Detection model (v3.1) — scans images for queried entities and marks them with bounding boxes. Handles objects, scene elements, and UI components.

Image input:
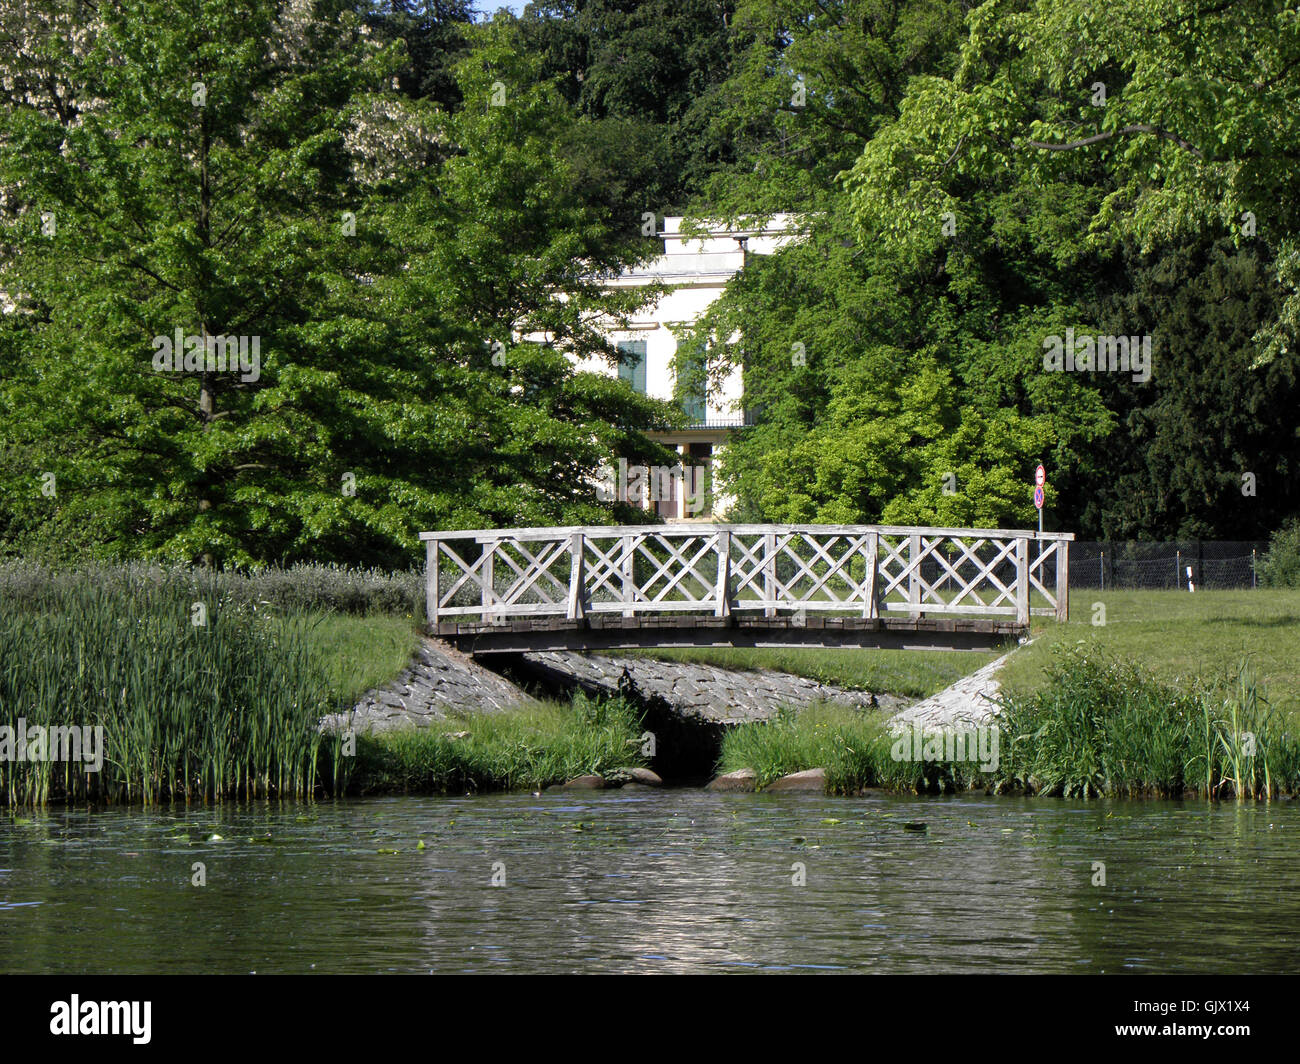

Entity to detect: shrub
[1258,519,1300,588]
[0,559,423,618]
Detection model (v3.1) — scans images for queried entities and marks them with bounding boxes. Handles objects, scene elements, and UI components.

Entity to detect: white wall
[576,214,801,427]
[561,215,804,519]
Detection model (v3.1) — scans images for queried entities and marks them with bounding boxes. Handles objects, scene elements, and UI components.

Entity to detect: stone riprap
[518,651,909,725]
[335,642,911,776]
[885,649,1015,733]
[322,638,533,734]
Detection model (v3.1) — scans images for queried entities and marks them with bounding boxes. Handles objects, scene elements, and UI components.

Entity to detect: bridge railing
[420,525,1073,627]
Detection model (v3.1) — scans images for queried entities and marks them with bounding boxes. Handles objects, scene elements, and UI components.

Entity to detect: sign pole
[1033,464,1046,536]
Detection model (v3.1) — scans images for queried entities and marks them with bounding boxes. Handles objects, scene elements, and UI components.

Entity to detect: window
[616,339,647,394]
[676,342,707,425]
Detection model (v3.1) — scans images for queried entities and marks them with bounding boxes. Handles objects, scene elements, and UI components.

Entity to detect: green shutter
[677,345,707,425]
[616,340,647,394]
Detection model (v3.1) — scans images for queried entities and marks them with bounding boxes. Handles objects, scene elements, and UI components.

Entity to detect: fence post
[1016,537,1030,625]
[621,534,634,618]
[763,531,776,618]
[1253,548,1257,589]
[715,530,731,618]
[482,541,495,621]
[1099,550,1103,591]
[567,532,585,621]
[863,531,879,620]
[1055,538,1069,622]
[908,534,921,619]
[426,538,439,628]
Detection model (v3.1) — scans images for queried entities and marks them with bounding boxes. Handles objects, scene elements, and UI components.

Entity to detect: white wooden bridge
[421,524,1072,654]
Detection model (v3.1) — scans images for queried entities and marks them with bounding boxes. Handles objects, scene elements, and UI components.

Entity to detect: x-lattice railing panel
[420,524,1073,626]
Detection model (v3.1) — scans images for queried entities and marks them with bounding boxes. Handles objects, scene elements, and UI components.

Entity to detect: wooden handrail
[422,524,1072,628]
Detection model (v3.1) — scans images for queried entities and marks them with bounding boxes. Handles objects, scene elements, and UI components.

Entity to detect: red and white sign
[1034,464,1046,487]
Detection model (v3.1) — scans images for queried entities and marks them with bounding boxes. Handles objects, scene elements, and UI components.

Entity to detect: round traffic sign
[1034,464,1046,487]
[1033,485,1045,509]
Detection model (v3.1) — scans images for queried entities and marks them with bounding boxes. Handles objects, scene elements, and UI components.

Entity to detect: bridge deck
[434,613,1024,654]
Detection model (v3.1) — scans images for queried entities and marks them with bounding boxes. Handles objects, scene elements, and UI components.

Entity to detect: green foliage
[3,0,1299,559]
[997,647,1299,799]
[1259,519,1300,589]
[683,0,1300,539]
[1064,238,1300,539]
[0,558,424,616]
[0,2,678,567]
[689,208,1111,527]
[0,566,338,805]
[519,0,743,213]
[719,647,1300,799]
[344,690,646,793]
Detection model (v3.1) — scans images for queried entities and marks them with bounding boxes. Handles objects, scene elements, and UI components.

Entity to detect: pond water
[2,791,1298,973]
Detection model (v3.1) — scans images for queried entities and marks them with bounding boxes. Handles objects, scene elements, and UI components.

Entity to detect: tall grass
[998,648,1300,799]
[343,691,647,794]
[717,648,1300,800]
[0,568,339,804]
[716,703,984,794]
[0,559,422,618]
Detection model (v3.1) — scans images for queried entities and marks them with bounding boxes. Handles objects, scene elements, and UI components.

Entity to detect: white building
[574,214,800,520]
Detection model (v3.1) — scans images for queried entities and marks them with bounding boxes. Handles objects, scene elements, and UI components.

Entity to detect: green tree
[0,2,677,566]
[518,0,741,214]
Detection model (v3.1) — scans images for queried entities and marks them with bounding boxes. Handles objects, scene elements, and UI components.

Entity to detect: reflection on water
[1,792,1298,973]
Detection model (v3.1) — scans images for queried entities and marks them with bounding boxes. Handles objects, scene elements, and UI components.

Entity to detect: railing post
[862,531,878,620]
[1055,538,1069,622]
[908,534,921,619]
[482,541,496,621]
[763,531,776,618]
[715,530,731,618]
[621,533,634,618]
[426,538,439,628]
[1016,536,1030,626]
[567,532,586,621]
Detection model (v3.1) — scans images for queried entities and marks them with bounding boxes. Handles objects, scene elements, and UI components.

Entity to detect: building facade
[574,214,799,520]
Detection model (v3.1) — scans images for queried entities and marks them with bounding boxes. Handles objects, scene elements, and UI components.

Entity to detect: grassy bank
[343,692,646,795]
[0,562,649,805]
[718,647,1300,799]
[635,591,1300,711]
[998,589,1300,716]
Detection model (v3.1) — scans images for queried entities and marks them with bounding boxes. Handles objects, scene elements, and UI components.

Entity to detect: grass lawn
[999,588,1300,717]
[303,612,422,706]
[624,645,1001,699]
[624,589,1300,715]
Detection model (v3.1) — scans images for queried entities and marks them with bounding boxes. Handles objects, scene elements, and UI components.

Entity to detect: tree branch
[1022,123,1203,159]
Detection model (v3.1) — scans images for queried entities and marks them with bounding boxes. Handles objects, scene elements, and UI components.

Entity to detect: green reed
[717,648,1300,800]
[0,566,337,805]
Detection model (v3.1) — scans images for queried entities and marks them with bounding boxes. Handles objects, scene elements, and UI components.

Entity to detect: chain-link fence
[1068,541,1268,590]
